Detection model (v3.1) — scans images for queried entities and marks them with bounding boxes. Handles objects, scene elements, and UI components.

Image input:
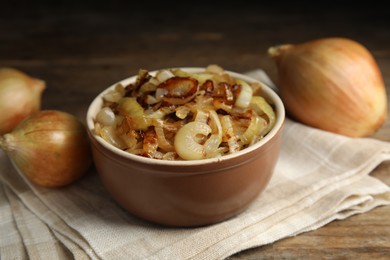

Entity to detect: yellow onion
[0,110,92,188]
[268,37,387,137]
[0,68,45,135]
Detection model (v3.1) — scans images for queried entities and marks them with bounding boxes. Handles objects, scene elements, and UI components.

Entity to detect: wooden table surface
[1,2,389,259]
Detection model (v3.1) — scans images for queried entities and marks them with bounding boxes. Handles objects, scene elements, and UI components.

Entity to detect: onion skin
[0,68,45,135]
[0,110,92,188]
[268,37,387,137]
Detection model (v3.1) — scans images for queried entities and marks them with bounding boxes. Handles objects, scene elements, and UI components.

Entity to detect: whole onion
[268,37,387,137]
[0,68,45,134]
[0,110,92,188]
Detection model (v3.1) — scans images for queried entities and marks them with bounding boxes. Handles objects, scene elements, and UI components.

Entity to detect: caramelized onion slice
[158,77,199,105]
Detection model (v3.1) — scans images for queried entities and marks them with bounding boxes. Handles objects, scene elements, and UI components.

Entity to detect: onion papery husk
[0,68,45,134]
[268,37,387,137]
[0,110,92,188]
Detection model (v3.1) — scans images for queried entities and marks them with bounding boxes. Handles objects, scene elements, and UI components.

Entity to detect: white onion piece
[194,110,209,123]
[145,107,175,120]
[175,106,191,119]
[162,152,177,160]
[154,120,174,152]
[240,115,266,145]
[149,77,160,85]
[172,69,214,84]
[143,129,159,158]
[95,107,116,126]
[120,129,138,149]
[103,88,123,103]
[208,110,222,134]
[155,88,168,101]
[145,94,158,104]
[139,82,157,93]
[117,97,148,130]
[204,110,222,158]
[174,121,211,160]
[100,125,126,149]
[220,115,240,153]
[156,70,174,82]
[114,83,125,96]
[235,80,253,108]
[250,96,276,136]
[206,64,224,74]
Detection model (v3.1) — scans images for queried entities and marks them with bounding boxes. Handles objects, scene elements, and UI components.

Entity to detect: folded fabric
[1,70,390,260]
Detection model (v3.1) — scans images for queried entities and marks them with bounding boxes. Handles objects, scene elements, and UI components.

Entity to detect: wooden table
[1,2,389,259]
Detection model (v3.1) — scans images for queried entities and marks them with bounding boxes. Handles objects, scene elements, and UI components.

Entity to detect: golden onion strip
[250,96,276,135]
[120,129,139,150]
[240,114,267,145]
[99,125,126,150]
[220,115,240,154]
[154,120,175,152]
[203,110,223,158]
[117,97,148,130]
[235,80,253,108]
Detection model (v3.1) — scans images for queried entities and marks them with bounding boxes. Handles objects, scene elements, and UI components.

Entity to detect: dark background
[1,1,389,118]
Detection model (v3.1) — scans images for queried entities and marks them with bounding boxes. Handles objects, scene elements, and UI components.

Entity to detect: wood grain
[1,2,389,258]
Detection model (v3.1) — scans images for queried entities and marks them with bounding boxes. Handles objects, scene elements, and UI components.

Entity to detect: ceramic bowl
[86,68,285,227]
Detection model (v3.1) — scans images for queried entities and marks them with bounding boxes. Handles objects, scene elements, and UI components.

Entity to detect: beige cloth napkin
[1,70,390,260]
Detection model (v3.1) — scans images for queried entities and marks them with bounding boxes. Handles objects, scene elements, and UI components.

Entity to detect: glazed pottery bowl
[86,68,285,227]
